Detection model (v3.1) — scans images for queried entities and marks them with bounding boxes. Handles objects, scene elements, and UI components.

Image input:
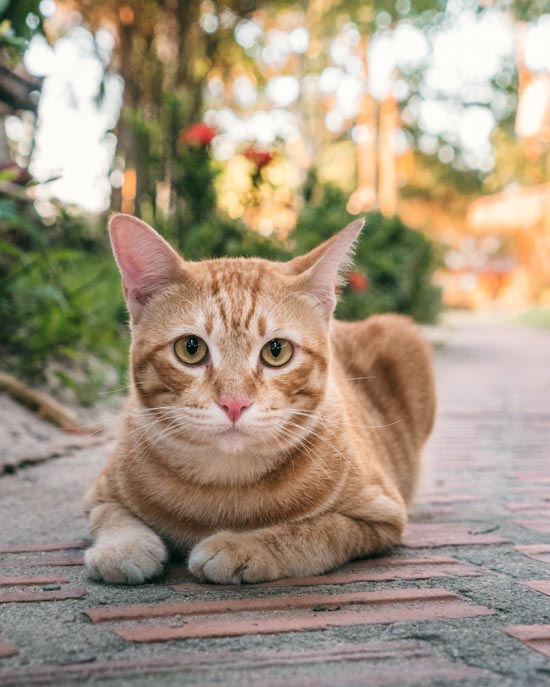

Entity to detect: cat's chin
[213,427,251,455]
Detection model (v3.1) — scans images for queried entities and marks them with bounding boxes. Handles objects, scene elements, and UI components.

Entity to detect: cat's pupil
[270,340,282,357]
[186,337,199,356]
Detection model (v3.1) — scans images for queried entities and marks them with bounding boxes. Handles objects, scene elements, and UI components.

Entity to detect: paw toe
[188,533,276,585]
[85,535,167,585]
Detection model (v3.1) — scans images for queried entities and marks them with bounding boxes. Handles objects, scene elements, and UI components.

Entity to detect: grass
[513,307,550,329]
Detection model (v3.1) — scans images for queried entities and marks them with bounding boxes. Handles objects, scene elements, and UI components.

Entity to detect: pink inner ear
[295,219,365,316]
[109,214,184,317]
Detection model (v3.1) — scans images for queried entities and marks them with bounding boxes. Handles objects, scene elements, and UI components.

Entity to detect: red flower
[348,271,369,292]
[244,147,273,169]
[179,123,217,146]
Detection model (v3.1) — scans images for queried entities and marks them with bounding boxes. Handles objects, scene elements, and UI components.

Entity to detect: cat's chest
[169,477,317,528]
[128,458,344,545]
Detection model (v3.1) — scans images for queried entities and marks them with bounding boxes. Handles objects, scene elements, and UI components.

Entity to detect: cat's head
[110,214,363,474]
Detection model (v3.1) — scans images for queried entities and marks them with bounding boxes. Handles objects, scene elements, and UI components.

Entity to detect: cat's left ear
[287,218,365,317]
[109,213,186,320]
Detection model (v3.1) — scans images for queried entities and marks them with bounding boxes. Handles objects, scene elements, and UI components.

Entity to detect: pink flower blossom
[179,123,217,146]
[244,147,274,169]
[348,271,369,292]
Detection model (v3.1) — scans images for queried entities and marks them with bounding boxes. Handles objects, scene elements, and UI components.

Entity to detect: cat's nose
[217,396,253,423]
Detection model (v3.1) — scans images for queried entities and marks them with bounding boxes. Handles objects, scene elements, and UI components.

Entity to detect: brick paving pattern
[1,323,550,686]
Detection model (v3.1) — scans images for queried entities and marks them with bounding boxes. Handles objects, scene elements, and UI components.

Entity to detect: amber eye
[174,335,208,365]
[260,338,294,367]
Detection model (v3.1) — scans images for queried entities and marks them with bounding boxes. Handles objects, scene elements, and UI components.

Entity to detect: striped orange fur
[84,214,436,584]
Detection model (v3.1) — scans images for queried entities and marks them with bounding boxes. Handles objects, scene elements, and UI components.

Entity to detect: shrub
[0,199,128,403]
[292,184,442,323]
[155,214,288,262]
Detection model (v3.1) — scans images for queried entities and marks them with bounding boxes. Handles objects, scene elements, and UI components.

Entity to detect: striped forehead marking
[205,262,268,336]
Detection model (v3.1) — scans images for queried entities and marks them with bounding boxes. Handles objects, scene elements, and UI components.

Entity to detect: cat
[84,213,436,585]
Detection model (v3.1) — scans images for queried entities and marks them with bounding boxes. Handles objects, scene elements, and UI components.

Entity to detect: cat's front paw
[85,531,168,585]
[188,531,280,584]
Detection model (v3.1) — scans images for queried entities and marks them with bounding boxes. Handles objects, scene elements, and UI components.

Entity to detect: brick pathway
[1,323,550,686]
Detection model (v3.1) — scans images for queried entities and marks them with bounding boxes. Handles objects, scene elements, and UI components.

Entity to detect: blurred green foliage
[293,183,442,323]
[0,0,43,53]
[513,307,550,329]
[0,198,128,403]
[156,213,289,263]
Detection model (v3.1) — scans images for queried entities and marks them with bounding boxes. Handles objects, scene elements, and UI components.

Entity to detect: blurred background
[1,0,550,404]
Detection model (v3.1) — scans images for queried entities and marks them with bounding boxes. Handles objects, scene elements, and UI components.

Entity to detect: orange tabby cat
[85,214,435,584]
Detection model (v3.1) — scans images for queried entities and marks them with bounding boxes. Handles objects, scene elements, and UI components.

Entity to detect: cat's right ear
[109,214,185,319]
[285,218,365,318]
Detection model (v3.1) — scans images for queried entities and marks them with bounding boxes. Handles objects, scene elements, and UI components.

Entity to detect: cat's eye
[260,338,294,367]
[174,335,208,365]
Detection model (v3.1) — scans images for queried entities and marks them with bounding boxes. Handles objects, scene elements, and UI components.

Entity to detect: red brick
[345,555,480,573]
[0,639,18,658]
[515,545,550,564]
[522,580,550,597]
[114,596,494,643]
[0,641,426,677]
[169,557,481,592]
[508,487,550,497]
[508,472,550,483]
[0,588,86,604]
[504,625,550,657]
[402,524,508,548]
[0,641,491,685]
[506,502,550,514]
[27,554,84,567]
[0,574,69,587]
[3,554,84,569]
[86,587,459,624]
[289,663,492,687]
[425,495,478,505]
[0,540,89,554]
[517,520,550,534]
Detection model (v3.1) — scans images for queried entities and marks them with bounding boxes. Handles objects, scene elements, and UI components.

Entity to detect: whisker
[335,376,378,382]
[95,385,131,396]
[283,419,362,478]
[273,407,403,431]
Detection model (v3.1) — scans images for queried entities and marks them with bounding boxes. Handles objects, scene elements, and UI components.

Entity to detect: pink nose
[217,396,252,423]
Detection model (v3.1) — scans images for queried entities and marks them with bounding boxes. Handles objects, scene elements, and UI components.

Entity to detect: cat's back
[332,314,436,502]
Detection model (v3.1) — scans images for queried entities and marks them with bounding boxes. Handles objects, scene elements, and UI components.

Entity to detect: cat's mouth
[218,426,249,438]
[213,425,254,455]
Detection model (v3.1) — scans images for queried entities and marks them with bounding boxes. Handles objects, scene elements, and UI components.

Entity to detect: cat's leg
[85,502,168,584]
[188,493,406,584]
